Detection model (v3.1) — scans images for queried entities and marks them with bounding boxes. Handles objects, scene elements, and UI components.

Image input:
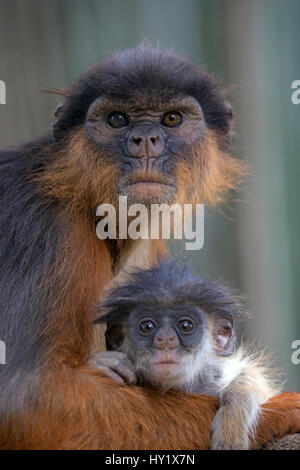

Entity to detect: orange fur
[175,131,246,206]
[2,366,300,450]
[253,392,300,449]
[36,130,121,214]
[43,212,113,364]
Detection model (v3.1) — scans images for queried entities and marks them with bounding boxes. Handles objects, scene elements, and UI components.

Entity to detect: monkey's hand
[210,399,255,450]
[211,392,300,450]
[89,351,137,387]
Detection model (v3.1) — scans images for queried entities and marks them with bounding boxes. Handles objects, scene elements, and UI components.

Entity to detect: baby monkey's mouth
[152,351,180,367]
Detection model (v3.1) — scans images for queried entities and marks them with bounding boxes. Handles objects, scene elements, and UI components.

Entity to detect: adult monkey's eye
[161,111,182,128]
[138,319,156,335]
[107,112,129,128]
[177,318,195,333]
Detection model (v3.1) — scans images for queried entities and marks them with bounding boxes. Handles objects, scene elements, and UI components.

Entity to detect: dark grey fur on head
[96,258,244,326]
[54,43,232,141]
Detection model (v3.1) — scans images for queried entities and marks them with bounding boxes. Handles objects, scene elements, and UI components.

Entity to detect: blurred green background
[0,0,299,390]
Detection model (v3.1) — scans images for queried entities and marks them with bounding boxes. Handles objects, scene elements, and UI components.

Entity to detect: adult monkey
[0,44,299,450]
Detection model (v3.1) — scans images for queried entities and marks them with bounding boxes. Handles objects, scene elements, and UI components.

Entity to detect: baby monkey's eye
[177,318,195,333]
[161,111,182,128]
[107,112,129,128]
[138,319,156,335]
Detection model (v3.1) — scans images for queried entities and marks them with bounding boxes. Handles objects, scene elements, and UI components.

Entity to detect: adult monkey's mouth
[129,181,175,188]
[127,171,177,195]
[127,180,177,203]
[128,170,176,187]
[117,170,178,204]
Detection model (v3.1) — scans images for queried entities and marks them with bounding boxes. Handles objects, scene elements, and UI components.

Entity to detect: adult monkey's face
[52,44,244,209]
[85,95,205,205]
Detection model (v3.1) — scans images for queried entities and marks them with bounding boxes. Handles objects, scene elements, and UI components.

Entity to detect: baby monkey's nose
[153,326,179,350]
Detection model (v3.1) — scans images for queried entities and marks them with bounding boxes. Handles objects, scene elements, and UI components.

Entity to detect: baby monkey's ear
[212,316,236,356]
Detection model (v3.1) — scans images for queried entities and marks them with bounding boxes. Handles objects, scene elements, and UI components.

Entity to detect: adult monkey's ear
[212,315,236,356]
[221,101,234,148]
[105,323,125,351]
[94,313,125,351]
[38,88,68,141]
[53,101,65,141]
[224,101,234,121]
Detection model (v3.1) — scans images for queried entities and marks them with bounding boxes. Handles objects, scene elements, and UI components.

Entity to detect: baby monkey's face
[125,304,207,388]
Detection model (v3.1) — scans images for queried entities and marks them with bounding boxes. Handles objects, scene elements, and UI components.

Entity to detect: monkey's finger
[95,366,126,387]
[110,361,137,385]
[89,352,137,384]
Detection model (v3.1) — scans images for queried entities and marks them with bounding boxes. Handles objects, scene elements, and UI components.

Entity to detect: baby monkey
[92,260,280,450]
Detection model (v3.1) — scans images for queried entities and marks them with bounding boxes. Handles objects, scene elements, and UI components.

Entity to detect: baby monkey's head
[96,260,243,390]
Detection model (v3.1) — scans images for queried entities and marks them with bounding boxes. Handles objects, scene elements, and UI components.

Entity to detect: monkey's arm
[2,366,299,450]
[88,354,300,450]
[211,387,262,449]
[1,366,218,450]
[210,357,282,450]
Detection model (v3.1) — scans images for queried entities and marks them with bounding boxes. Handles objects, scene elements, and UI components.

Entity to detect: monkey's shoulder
[0,133,54,170]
